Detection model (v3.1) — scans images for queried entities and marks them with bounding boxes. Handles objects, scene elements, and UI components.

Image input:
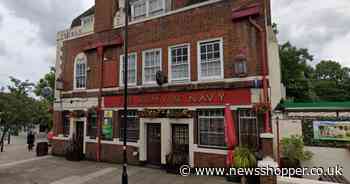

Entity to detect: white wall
[267,26,284,110]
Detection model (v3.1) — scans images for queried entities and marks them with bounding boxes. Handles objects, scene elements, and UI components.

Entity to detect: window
[74,53,87,89]
[143,49,162,84]
[133,0,147,20]
[131,0,165,20]
[149,0,164,16]
[120,110,139,142]
[120,53,137,86]
[81,15,94,33]
[238,109,259,150]
[198,39,223,80]
[62,112,70,137]
[169,44,190,83]
[102,111,113,140]
[198,109,225,148]
[87,112,97,138]
[235,60,247,75]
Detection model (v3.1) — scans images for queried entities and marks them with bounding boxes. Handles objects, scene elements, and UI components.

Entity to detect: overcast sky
[0,0,349,88]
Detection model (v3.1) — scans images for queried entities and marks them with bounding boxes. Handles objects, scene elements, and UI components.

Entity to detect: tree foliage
[277,25,350,102]
[0,76,52,152]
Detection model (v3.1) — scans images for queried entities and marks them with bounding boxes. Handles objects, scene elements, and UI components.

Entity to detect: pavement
[0,136,232,184]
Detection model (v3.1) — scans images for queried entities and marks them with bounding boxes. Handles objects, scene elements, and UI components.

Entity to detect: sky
[0,0,349,88]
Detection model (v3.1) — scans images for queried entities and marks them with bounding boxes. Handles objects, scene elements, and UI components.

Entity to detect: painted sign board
[104,88,251,108]
[313,121,350,142]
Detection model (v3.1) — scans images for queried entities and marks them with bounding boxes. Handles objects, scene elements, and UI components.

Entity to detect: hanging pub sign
[313,121,350,142]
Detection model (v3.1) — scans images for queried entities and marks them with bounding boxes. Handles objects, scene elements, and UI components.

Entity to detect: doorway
[147,124,161,165]
[75,121,84,158]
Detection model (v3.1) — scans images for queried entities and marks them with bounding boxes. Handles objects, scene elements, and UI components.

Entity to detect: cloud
[0,1,94,88]
[0,40,6,56]
[272,0,350,66]
[0,0,94,46]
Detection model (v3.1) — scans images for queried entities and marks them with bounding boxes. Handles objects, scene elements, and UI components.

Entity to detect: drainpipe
[248,16,271,133]
[276,116,280,165]
[97,44,104,162]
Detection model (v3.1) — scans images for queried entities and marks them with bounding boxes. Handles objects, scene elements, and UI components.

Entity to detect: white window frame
[119,53,138,86]
[81,15,94,32]
[168,43,191,83]
[197,38,224,81]
[131,0,166,21]
[73,52,87,90]
[142,48,162,85]
[131,0,147,20]
[197,109,226,149]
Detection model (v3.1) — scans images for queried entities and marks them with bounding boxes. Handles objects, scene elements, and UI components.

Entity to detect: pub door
[147,124,162,165]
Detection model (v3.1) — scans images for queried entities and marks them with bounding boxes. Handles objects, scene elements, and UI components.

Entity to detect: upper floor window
[131,0,165,21]
[81,15,94,33]
[169,44,190,83]
[120,53,137,86]
[198,38,224,80]
[143,48,162,84]
[74,53,87,89]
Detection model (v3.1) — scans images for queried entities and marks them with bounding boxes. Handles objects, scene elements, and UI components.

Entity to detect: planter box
[226,175,241,182]
[65,151,82,161]
[36,142,48,157]
[165,164,181,174]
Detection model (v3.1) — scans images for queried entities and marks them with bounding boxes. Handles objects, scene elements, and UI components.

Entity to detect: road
[0,136,232,184]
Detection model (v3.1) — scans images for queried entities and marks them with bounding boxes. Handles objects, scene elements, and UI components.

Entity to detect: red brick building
[52,0,283,168]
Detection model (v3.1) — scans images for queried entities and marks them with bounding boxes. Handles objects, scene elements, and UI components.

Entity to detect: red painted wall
[104,88,251,108]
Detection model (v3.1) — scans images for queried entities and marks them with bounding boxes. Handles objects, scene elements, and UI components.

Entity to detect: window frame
[168,43,191,83]
[62,112,70,137]
[197,38,224,81]
[197,109,226,149]
[119,110,139,142]
[142,48,162,85]
[131,0,147,20]
[130,0,166,21]
[119,52,138,86]
[73,53,87,90]
[238,109,259,150]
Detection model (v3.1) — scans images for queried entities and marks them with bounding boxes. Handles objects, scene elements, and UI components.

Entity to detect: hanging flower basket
[253,102,271,114]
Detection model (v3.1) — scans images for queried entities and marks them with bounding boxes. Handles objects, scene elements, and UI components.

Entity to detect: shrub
[281,135,313,163]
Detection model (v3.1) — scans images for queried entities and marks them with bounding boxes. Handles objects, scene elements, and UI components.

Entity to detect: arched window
[74,53,87,89]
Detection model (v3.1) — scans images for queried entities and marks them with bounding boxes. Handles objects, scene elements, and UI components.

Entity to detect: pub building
[52,0,283,168]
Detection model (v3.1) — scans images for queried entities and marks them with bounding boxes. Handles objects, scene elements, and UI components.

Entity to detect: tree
[34,67,55,103]
[279,42,316,101]
[0,77,40,152]
[313,61,350,101]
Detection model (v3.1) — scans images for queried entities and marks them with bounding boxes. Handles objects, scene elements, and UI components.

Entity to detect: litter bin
[36,142,48,156]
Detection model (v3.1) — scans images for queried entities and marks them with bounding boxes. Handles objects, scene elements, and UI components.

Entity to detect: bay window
[198,109,225,148]
[198,39,223,80]
[169,44,190,83]
[143,48,162,84]
[120,53,137,86]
